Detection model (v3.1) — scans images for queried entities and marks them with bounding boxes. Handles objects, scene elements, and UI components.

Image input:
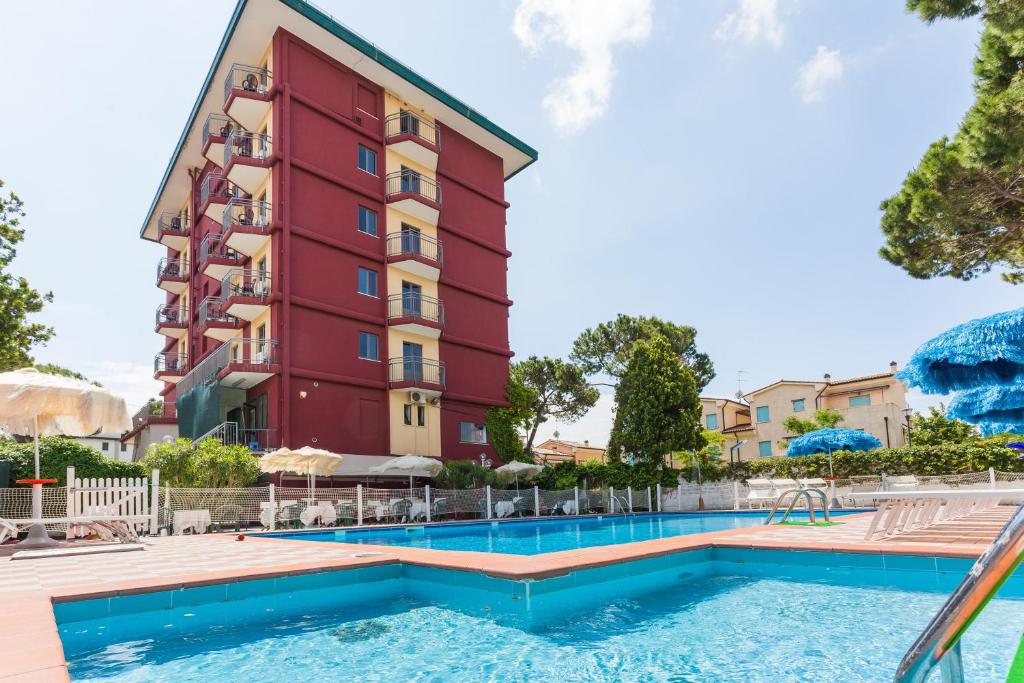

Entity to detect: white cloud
[715,0,784,49]
[794,45,843,103]
[82,360,163,414]
[513,0,653,134]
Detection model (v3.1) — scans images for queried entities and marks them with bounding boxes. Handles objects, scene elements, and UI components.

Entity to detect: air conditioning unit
[409,391,426,404]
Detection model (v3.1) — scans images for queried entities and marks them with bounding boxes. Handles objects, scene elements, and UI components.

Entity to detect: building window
[358,206,378,236]
[792,399,805,412]
[403,404,413,426]
[120,443,127,452]
[706,414,719,429]
[849,395,871,408]
[417,405,426,427]
[101,441,109,451]
[357,267,378,297]
[460,421,487,444]
[358,332,379,361]
[357,145,377,175]
[758,441,772,457]
[756,406,770,423]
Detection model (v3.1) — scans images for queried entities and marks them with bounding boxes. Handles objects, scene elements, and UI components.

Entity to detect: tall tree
[606,336,705,463]
[516,356,599,455]
[912,405,979,445]
[570,314,714,391]
[879,1,1024,283]
[485,375,537,463]
[0,180,53,368]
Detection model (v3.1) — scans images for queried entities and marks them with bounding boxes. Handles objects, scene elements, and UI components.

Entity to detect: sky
[0,0,1017,448]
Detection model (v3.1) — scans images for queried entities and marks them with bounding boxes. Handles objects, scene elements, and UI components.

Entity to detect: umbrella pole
[33,414,40,480]
[20,414,57,548]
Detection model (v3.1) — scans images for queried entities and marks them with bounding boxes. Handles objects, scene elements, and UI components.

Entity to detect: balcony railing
[199,233,243,266]
[222,268,271,299]
[157,211,189,239]
[131,401,176,430]
[198,297,239,328]
[223,198,271,233]
[155,303,187,326]
[154,351,187,375]
[202,113,235,146]
[385,111,440,148]
[386,232,443,264]
[224,129,272,168]
[176,337,279,398]
[386,170,441,204]
[156,257,188,282]
[198,421,277,453]
[387,293,443,326]
[200,172,236,209]
[388,357,445,388]
[223,64,272,102]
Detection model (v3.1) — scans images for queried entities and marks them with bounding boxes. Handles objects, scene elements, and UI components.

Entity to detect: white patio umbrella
[0,367,131,548]
[495,461,542,493]
[369,454,443,495]
[260,446,344,499]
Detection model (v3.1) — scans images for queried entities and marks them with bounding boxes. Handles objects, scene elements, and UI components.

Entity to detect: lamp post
[903,407,914,446]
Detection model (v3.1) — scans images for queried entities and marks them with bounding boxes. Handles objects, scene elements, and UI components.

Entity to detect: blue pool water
[270,511,863,555]
[58,548,1024,682]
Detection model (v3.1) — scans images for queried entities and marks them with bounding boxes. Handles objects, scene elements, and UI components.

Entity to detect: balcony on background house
[130,401,177,431]
[386,231,443,279]
[223,64,273,132]
[199,172,237,222]
[224,130,272,195]
[202,114,235,167]
[384,110,440,170]
[385,170,441,225]
[176,337,280,398]
[222,198,271,256]
[387,293,443,339]
[154,351,187,383]
[221,268,271,321]
[156,212,189,251]
[156,257,188,294]
[155,303,188,338]
[198,232,243,280]
[197,296,242,341]
[388,357,445,395]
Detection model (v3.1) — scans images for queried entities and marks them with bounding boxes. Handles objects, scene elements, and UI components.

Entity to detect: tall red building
[140,0,536,466]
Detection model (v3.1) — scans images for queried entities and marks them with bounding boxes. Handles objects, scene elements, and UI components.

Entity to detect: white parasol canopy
[369,454,443,494]
[495,460,543,492]
[260,446,344,500]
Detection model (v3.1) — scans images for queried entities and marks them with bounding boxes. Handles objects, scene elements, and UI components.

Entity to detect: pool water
[58,549,1024,682]
[270,511,862,555]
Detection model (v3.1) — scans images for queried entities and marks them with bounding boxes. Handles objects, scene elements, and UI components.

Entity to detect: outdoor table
[408,499,428,521]
[173,509,212,535]
[561,501,578,515]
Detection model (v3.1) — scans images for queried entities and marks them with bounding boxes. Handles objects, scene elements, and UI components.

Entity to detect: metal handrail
[385,170,441,204]
[157,211,189,236]
[224,129,272,167]
[223,198,271,232]
[198,232,243,265]
[387,293,443,325]
[764,488,831,525]
[384,110,440,148]
[386,231,443,264]
[157,257,188,281]
[202,113,235,145]
[200,172,235,208]
[224,63,272,102]
[388,357,445,387]
[894,503,1024,682]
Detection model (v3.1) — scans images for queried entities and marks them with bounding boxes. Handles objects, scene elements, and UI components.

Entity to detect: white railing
[66,466,157,535]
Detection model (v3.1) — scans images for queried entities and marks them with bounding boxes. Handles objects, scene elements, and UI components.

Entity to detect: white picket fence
[65,466,160,535]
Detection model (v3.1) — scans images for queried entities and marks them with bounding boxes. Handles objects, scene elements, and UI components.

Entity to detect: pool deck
[0,507,1014,681]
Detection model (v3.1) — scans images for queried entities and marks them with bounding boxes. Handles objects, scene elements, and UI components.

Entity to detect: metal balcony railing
[131,401,176,430]
[200,172,236,209]
[224,64,272,102]
[198,297,239,328]
[154,352,187,374]
[223,198,271,233]
[385,110,440,148]
[387,293,443,326]
[197,421,277,452]
[156,257,188,281]
[224,129,272,168]
[386,232,443,265]
[157,211,189,238]
[202,113,235,146]
[155,303,187,326]
[198,233,243,266]
[176,337,280,397]
[386,170,441,204]
[388,357,445,387]
[222,268,271,299]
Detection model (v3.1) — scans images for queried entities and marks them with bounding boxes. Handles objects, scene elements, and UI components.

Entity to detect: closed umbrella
[786,428,883,478]
[260,446,344,499]
[369,454,442,495]
[0,367,131,548]
[495,460,542,493]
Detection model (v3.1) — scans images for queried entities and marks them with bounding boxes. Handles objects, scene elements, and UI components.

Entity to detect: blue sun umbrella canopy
[947,385,1024,436]
[786,428,883,456]
[897,308,1024,394]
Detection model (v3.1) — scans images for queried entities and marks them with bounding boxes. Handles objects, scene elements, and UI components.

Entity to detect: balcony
[155,304,188,338]
[198,296,242,341]
[222,198,272,256]
[156,257,188,294]
[388,357,445,395]
[223,64,273,132]
[202,114,235,167]
[154,352,187,383]
[198,421,278,453]
[176,337,280,397]
[221,268,271,321]
[386,170,441,225]
[385,111,440,170]
[198,232,243,280]
[130,401,177,430]
[387,293,443,338]
[224,130,272,195]
[156,212,189,251]
[199,172,236,222]
[386,232,443,279]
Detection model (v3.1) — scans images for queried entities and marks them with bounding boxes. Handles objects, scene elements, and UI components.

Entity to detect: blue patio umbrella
[1007,442,1024,459]
[786,428,883,477]
[897,308,1024,394]
[947,385,1024,436]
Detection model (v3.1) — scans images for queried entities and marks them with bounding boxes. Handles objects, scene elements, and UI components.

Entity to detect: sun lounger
[886,475,919,491]
[0,515,149,544]
[850,489,1024,541]
[739,479,777,509]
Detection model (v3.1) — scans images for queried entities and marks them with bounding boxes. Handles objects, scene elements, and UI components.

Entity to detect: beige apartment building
[532,439,607,465]
[701,363,909,462]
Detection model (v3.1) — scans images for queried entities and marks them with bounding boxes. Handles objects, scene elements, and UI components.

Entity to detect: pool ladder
[893,502,1024,683]
[610,495,632,514]
[764,488,830,525]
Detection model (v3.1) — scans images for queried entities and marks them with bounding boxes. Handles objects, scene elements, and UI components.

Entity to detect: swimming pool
[269,511,863,555]
[57,548,1024,681]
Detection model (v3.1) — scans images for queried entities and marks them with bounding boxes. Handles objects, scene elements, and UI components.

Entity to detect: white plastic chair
[743,479,777,509]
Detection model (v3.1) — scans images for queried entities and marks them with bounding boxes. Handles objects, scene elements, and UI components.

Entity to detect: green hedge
[533,460,681,490]
[0,436,146,485]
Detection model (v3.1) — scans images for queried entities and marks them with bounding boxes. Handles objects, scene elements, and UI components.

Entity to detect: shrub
[140,438,261,488]
[435,460,497,489]
[0,436,146,485]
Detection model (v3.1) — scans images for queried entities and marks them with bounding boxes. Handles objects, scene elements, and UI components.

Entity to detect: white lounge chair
[741,479,777,509]
[850,489,1024,540]
[0,515,148,545]
[886,475,920,491]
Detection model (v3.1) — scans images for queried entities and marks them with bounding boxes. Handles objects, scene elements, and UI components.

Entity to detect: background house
[532,438,606,465]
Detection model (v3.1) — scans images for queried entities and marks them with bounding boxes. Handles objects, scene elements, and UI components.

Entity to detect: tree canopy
[514,356,599,455]
[485,374,537,463]
[879,1,1024,283]
[912,405,980,445]
[783,408,845,436]
[139,438,261,488]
